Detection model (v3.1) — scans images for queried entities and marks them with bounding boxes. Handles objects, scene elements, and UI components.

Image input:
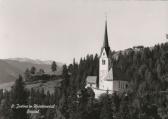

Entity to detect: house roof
[86,76,97,84]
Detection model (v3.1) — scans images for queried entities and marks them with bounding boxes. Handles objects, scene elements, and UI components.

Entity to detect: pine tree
[100,93,113,119]
[24,68,31,81]
[10,75,28,119]
[51,61,57,74]
[0,91,11,119]
[30,66,36,74]
[62,65,69,79]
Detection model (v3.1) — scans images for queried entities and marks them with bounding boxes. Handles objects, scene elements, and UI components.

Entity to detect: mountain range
[0,58,63,84]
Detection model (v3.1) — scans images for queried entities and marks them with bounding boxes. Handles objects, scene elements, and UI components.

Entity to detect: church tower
[99,20,112,90]
[86,19,128,97]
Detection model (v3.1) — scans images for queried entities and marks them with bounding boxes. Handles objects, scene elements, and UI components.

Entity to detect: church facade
[86,21,128,98]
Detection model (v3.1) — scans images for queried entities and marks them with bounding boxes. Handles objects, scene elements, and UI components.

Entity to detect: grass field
[0,79,63,94]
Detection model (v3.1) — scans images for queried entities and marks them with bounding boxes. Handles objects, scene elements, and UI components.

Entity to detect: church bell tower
[99,20,112,90]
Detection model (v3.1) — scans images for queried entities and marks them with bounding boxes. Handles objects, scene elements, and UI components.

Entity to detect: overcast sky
[0,0,168,64]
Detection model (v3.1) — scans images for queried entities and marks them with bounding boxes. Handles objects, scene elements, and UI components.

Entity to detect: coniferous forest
[0,42,168,119]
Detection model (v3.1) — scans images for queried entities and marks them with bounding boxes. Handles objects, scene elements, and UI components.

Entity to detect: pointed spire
[103,20,109,48]
[100,18,111,57]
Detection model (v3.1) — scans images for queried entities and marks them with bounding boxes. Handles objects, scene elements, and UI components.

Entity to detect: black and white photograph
[0,0,168,119]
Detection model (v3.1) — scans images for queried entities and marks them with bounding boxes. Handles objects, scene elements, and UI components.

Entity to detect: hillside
[0,58,63,84]
[0,78,63,93]
[25,79,63,94]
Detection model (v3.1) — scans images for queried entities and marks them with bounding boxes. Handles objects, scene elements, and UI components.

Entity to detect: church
[86,20,128,98]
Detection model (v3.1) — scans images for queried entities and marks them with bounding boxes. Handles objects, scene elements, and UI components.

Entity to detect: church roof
[86,76,97,84]
[100,20,111,57]
[105,68,113,81]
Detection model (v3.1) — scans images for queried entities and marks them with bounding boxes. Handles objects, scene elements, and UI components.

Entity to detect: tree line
[0,42,168,119]
[24,61,58,81]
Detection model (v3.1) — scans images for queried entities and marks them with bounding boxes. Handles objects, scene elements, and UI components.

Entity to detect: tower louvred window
[102,60,106,65]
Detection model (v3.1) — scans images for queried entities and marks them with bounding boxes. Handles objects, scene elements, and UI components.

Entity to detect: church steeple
[101,20,110,57]
[103,20,109,49]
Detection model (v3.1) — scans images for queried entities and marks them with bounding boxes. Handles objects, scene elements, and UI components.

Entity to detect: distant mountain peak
[7,57,60,65]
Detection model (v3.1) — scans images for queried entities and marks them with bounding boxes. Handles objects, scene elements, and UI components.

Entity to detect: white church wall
[93,88,113,98]
[103,80,113,91]
[99,49,109,89]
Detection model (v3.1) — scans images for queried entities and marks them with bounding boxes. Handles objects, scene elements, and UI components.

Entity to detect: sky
[0,0,168,64]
